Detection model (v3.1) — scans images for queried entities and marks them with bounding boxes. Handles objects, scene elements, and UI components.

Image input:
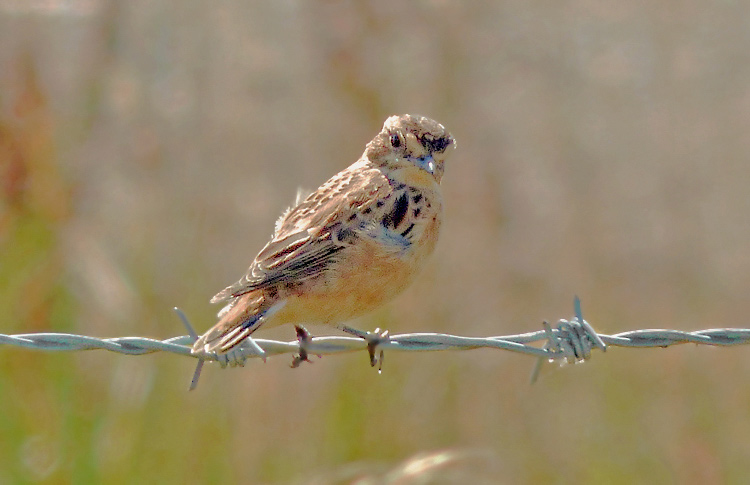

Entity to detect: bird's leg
[291,325,315,368]
[337,324,390,371]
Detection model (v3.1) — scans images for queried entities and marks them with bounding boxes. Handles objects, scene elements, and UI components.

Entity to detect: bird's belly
[272,240,426,325]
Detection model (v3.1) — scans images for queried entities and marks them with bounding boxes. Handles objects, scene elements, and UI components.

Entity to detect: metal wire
[2,298,749,388]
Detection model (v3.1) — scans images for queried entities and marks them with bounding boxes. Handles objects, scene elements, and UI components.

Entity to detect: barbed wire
[2,298,749,389]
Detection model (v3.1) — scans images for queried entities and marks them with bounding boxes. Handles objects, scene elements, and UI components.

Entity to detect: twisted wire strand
[2,300,749,366]
[3,296,749,389]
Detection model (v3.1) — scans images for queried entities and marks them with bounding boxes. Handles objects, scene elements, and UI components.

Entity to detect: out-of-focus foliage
[2,1,750,482]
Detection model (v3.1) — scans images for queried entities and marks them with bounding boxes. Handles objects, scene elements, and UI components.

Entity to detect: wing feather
[211,162,393,304]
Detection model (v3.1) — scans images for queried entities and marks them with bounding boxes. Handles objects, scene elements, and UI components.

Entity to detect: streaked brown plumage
[192,114,455,356]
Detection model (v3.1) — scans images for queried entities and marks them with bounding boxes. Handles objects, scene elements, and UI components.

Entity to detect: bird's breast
[272,188,442,325]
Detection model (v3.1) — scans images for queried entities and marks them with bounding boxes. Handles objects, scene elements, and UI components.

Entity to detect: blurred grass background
[2,0,750,483]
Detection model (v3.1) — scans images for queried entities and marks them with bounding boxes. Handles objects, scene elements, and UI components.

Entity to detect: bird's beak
[416,155,435,174]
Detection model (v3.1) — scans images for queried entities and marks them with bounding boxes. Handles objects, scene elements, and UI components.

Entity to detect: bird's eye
[389,134,401,148]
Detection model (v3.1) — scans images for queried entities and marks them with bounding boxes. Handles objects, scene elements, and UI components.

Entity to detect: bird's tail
[191,293,276,355]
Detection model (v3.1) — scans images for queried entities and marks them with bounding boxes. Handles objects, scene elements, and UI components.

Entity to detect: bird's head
[366,114,455,186]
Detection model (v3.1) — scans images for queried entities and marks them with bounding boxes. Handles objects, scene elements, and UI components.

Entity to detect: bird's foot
[339,325,390,371]
[291,325,318,368]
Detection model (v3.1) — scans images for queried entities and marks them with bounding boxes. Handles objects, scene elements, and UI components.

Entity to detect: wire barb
[173,308,204,391]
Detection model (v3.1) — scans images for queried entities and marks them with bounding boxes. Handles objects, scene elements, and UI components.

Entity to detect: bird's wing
[211,162,392,303]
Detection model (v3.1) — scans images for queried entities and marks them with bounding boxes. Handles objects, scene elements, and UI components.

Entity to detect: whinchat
[192,114,455,356]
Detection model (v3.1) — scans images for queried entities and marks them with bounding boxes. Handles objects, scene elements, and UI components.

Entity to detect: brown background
[2,1,750,483]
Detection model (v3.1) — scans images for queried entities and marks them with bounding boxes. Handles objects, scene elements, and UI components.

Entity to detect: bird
[192,114,455,358]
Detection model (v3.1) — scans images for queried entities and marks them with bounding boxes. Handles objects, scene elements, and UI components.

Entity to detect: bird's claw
[340,325,390,371]
[367,328,390,371]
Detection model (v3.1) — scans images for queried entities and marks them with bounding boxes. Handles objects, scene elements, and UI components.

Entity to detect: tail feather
[192,293,269,355]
